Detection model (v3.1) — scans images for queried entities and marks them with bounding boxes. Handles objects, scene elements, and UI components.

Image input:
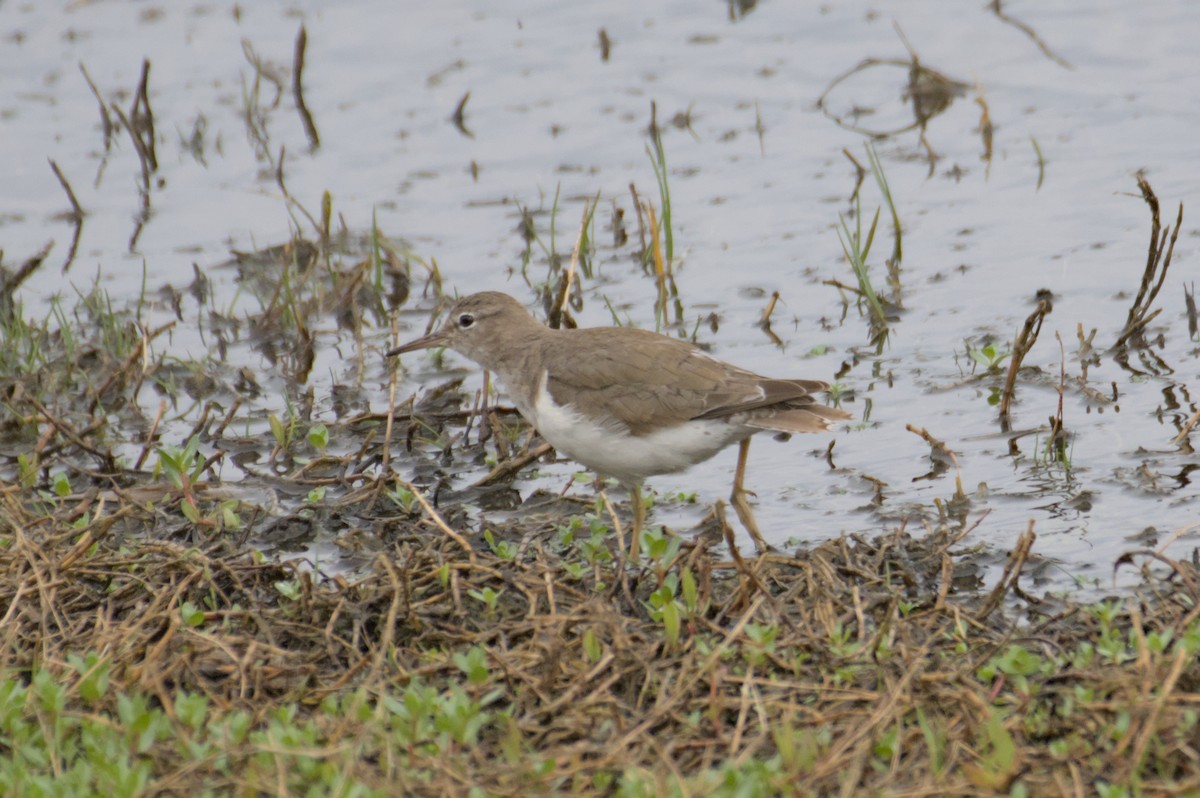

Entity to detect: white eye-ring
[458,313,475,328]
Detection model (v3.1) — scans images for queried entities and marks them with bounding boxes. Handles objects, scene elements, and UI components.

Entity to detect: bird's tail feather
[744,404,853,434]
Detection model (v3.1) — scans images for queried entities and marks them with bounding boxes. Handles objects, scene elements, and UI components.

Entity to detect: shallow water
[2,0,1196,590]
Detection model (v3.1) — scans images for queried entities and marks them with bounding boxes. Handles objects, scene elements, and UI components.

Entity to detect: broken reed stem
[401,474,475,559]
[5,242,53,295]
[1113,547,1200,599]
[628,182,647,258]
[548,199,590,330]
[998,299,1051,420]
[757,291,780,328]
[987,0,1073,69]
[976,86,993,159]
[975,522,1036,622]
[78,62,115,149]
[273,146,321,239]
[88,320,174,412]
[135,400,169,471]
[1046,332,1069,464]
[382,314,401,474]
[1126,644,1190,781]
[842,147,866,203]
[1115,176,1183,349]
[643,198,670,327]
[48,159,85,221]
[106,57,157,229]
[905,423,960,469]
[130,58,157,171]
[470,442,553,488]
[1184,282,1197,340]
[451,91,472,137]
[292,24,320,149]
[1172,406,1200,445]
[111,105,153,193]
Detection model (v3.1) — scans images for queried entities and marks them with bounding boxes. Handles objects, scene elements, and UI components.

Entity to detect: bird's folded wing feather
[544,328,830,435]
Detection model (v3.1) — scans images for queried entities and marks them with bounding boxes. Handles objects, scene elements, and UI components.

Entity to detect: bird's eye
[457,313,475,329]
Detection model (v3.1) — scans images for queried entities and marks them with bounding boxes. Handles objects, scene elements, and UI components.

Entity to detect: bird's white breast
[527,372,750,484]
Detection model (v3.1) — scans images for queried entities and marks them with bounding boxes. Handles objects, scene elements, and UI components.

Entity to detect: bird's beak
[386,328,449,357]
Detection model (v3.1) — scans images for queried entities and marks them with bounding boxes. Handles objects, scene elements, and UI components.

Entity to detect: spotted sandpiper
[388,291,851,553]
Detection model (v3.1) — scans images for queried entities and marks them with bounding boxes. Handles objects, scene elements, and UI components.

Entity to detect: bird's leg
[598,487,637,608]
[730,438,770,553]
[629,483,644,563]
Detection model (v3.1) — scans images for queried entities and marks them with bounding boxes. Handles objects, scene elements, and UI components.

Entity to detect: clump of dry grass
[2,481,1198,795]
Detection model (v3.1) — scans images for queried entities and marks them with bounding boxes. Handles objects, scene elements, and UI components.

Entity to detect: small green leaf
[17,453,37,489]
[681,567,698,613]
[180,499,200,523]
[453,646,490,684]
[220,500,242,530]
[583,627,603,662]
[268,413,287,448]
[661,600,681,643]
[307,423,328,451]
[275,580,302,601]
[180,601,205,627]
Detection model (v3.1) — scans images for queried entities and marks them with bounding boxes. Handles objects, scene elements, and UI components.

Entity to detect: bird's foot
[730,487,770,554]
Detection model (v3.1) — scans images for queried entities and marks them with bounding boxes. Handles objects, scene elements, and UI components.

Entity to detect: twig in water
[274,146,321,238]
[987,0,1073,69]
[975,523,1037,621]
[842,148,865,204]
[0,242,53,317]
[129,59,158,171]
[757,291,780,328]
[1183,281,1196,340]
[905,423,961,471]
[1115,176,1183,349]
[47,159,84,272]
[1045,332,1070,467]
[754,101,765,156]
[48,160,84,222]
[1172,407,1200,445]
[628,182,647,257]
[975,87,993,175]
[1031,136,1046,191]
[78,63,114,152]
[451,91,473,138]
[403,475,475,559]
[999,299,1051,422]
[548,200,592,330]
[292,25,320,149]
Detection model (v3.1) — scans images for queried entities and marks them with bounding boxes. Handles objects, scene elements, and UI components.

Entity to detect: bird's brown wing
[543,327,836,435]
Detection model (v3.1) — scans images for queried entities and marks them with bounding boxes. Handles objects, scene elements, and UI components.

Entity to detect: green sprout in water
[306,422,328,452]
[643,575,683,644]
[156,435,206,491]
[967,341,1011,373]
[51,471,72,498]
[387,483,419,513]
[468,586,503,618]
[484,530,518,562]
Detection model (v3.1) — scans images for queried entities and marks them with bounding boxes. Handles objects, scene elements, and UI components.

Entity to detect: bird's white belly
[530,380,748,484]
